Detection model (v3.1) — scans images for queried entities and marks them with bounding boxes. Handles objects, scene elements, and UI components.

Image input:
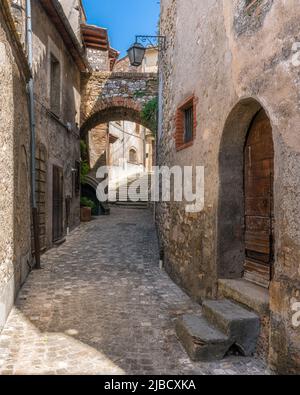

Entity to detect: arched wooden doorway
[218,98,275,288]
[244,109,274,288]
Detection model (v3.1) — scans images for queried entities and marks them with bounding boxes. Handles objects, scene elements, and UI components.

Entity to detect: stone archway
[217,98,275,283]
[80,97,154,139]
[79,71,158,212]
[80,71,158,138]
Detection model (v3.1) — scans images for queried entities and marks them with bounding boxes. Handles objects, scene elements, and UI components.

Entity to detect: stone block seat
[202,299,260,356]
[176,298,260,362]
[175,315,233,362]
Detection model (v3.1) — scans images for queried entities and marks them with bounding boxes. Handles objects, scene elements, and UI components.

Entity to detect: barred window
[175,96,196,151]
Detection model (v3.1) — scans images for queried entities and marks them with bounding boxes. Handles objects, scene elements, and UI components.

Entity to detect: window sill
[176,140,194,152]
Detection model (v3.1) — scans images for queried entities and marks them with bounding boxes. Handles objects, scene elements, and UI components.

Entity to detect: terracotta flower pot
[80,206,92,222]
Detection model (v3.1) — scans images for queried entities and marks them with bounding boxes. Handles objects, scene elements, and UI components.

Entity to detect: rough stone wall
[86,48,110,72]
[158,0,300,373]
[0,4,31,331]
[88,124,108,175]
[31,1,81,248]
[80,71,158,135]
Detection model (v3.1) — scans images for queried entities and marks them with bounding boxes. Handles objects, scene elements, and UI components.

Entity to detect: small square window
[175,96,196,151]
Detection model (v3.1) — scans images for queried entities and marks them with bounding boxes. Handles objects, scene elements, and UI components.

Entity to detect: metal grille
[184,106,193,144]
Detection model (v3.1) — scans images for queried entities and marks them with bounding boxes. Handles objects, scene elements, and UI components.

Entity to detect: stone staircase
[110,173,150,209]
[176,299,260,362]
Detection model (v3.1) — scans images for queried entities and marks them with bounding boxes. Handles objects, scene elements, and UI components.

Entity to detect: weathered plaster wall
[157,0,300,373]
[59,0,83,43]
[31,1,81,247]
[109,121,144,167]
[0,5,31,331]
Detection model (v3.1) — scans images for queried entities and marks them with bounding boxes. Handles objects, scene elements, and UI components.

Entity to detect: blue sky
[82,0,160,57]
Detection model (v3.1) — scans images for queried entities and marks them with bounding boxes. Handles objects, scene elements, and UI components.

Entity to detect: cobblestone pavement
[0,208,268,375]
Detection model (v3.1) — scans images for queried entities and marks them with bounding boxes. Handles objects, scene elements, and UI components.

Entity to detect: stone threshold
[53,237,66,247]
[218,278,270,316]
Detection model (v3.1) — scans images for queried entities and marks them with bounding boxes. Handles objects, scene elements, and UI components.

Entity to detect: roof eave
[40,0,91,73]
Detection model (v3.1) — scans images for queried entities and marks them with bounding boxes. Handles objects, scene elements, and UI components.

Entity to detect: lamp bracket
[135,35,166,51]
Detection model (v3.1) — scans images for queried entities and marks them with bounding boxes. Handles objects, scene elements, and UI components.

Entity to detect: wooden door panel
[245,144,273,163]
[245,197,271,216]
[245,177,272,197]
[52,166,64,242]
[245,233,270,255]
[246,160,274,179]
[244,109,274,287]
[245,216,271,232]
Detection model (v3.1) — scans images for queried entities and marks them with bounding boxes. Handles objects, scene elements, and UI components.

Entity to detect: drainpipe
[26,0,41,269]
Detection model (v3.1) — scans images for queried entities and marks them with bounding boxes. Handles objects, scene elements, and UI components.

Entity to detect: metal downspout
[26,0,41,269]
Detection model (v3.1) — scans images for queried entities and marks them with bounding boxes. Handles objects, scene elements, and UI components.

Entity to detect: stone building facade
[81,45,158,208]
[29,0,87,248]
[0,0,31,331]
[0,0,90,330]
[82,72,157,208]
[114,48,158,74]
[107,50,158,176]
[109,121,154,172]
[157,0,300,373]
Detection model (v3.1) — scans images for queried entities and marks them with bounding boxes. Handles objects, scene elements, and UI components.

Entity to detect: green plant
[80,139,88,158]
[80,140,90,184]
[141,97,158,134]
[80,197,96,210]
[133,90,145,98]
[80,161,90,184]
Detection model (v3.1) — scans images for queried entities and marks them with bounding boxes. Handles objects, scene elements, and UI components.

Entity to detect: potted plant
[80,197,96,222]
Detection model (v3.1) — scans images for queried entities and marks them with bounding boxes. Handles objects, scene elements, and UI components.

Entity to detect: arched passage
[80,97,156,212]
[217,98,275,288]
[80,98,155,139]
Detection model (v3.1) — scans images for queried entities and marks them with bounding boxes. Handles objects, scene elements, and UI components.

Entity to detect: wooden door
[244,109,274,288]
[52,165,64,242]
[31,146,47,253]
[36,147,47,251]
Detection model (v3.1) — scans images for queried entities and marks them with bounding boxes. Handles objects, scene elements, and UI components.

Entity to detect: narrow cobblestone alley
[0,208,268,375]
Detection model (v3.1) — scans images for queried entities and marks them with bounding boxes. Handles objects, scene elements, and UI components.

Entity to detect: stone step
[175,315,233,362]
[202,299,260,356]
